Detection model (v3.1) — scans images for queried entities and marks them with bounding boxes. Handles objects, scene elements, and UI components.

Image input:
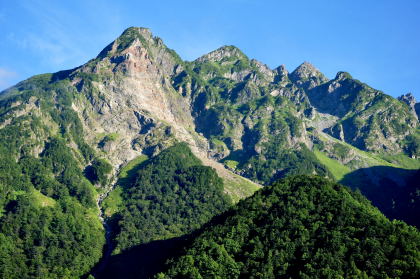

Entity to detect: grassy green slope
[313,149,350,180]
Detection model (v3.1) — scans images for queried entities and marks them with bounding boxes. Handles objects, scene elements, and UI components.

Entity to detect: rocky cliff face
[305,73,418,153]
[399,93,420,120]
[69,27,197,166]
[289,61,329,90]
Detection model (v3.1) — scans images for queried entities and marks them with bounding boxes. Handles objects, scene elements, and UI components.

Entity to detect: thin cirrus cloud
[0,68,17,89]
[17,3,85,66]
[18,33,84,67]
[8,0,123,70]
[0,1,124,93]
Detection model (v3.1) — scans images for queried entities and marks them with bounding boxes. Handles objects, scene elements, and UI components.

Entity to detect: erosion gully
[92,174,119,277]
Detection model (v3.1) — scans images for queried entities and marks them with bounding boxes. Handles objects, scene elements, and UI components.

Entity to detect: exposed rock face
[70,27,418,180]
[273,64,289,86]
[306,72,361,117]
[196,45,246,63]
[398,93,419,120]
[304,72,418,153]
[251,59,275,82]
[67,27,204,167]
[398,92,416,106]
[289,61,329,90]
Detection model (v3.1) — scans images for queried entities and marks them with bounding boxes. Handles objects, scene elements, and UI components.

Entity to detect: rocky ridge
[2,27,418,182]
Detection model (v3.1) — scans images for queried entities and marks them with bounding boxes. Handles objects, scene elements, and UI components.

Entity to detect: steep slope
[160,176,420,279]
[172,48,330,185]
[65,27,260,197]
[65,27,197,164]
[0,75,107,278]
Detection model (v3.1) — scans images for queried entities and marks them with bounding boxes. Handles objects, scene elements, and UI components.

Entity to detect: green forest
[160,176,420,279]
[0,75,109,279]
[110,143,232,253]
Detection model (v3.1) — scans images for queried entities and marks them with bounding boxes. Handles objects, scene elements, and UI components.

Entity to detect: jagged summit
[77,26,183,80]
[275,64,288,75]
[96,27,155,58]
[195,45,248,63]
[398,92,417,106]
[290,61,326,80]
[399,92,419,120]
[335,71,353,80]
[289,61,328,89]
[297,61,316,69]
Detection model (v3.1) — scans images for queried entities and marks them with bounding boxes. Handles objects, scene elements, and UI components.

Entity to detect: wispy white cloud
[12,0,91,68]
[19,33,82,66]
[0,68,18,89]
[0,0,127,90]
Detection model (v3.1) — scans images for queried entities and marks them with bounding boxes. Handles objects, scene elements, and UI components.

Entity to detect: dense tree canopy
[0,75,106,278]
[160,175,420,279]
[113,143,232,253]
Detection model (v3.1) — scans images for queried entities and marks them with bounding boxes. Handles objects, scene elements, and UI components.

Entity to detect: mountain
[0,27,419,278]
[160,176,420,279]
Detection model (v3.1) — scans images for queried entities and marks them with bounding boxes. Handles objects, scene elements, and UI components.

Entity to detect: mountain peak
[335,71,353,80]
[289,62,328,89]
[196,45,247,63]
[97,27,155,58]
[86,26,183,79]
[275,64,288,75]
[122,26,152,36]
[301,61,316,68]
[290,61,327,82]
[117,26,154,43]
[398,92,416,105]
[398,93,419,120]
[296,61,317,72]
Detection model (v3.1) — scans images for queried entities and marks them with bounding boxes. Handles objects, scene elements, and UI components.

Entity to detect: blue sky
[1,0,419,99]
